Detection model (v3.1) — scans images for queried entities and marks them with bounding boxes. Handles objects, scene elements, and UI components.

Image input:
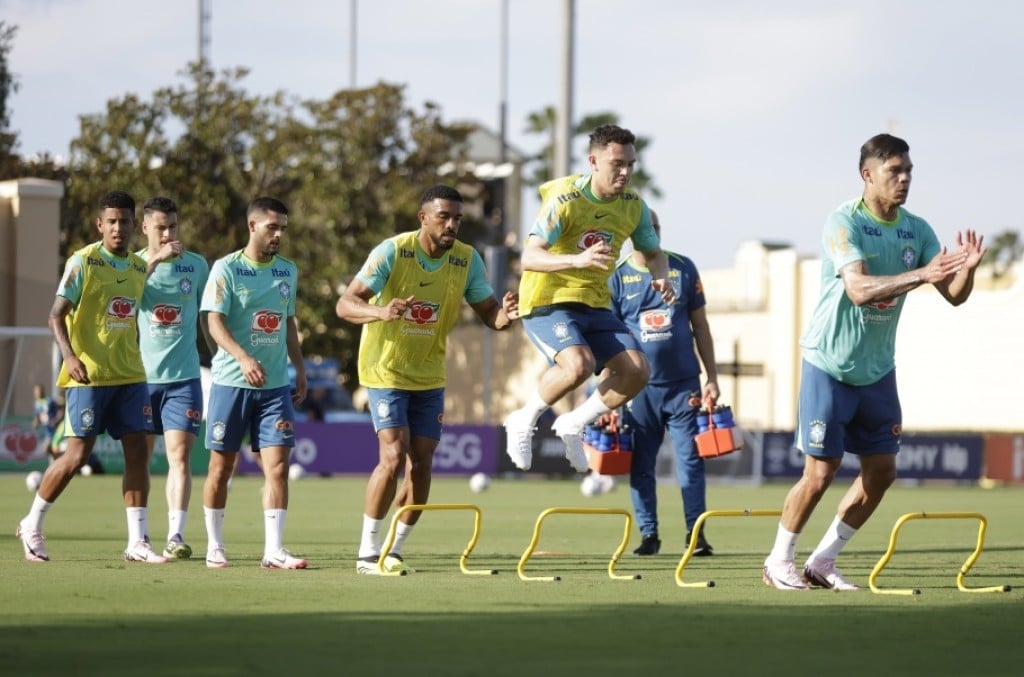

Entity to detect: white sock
[517,392,550,425]
[126,507,147,545]
[768,523,801,562]
[168,510,187,541]
[204,507,226,550]
[359,514,383,558]
[389,521,416,556]
[264,509,286,556]
[565,391,612,428]
[807,516,858,563]
[21,495,53,532]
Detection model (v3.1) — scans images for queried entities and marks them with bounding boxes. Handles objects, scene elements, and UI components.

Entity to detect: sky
[4,0,1023,269]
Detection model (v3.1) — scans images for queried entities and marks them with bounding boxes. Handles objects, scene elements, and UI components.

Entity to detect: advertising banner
[761,431,983,480]
[982,433,1024,483]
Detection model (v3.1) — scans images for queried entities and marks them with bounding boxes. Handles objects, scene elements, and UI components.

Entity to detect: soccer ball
[288,463,306,481]
[25,470,42,492]
[580,474,601,497]
[594,473,616,493]
[468,472,490,493]
[79,464,93,477]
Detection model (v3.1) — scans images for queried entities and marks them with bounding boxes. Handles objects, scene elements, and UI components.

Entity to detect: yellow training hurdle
[517,507,640,582]
[377,503,497,577]
[869,511,1012,595]
[675,509,782,588]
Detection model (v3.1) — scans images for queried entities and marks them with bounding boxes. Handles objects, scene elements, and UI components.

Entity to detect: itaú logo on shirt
[577,229,612,251]
[404,300,440,326]
[638,308,672,342]
[152,303,182,326]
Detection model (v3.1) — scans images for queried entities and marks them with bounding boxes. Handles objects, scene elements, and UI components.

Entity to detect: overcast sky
[4,0,1022,269]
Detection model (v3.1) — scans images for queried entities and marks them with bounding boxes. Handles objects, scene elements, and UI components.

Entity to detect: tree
[983,229,1022,279]
[0,21,20,177]
[63,63,474,390]
[523,106,661,197]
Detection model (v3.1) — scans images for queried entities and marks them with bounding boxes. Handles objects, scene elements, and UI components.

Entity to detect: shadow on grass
[1,601,1021,677]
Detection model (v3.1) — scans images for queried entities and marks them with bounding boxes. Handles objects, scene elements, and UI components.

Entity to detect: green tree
[63,63,473,390]
[0,21,20,177]
[523,106,661,197]
[982,229,1022,279]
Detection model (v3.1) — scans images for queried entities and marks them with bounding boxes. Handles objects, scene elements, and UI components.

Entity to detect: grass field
[2,473,1021,676]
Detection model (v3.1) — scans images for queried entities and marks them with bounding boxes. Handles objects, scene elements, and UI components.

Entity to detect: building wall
[0,179,64,416]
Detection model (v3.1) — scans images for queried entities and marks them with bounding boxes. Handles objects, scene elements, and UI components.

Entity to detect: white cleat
[762,558,809,591]
[16,524,49,562]
[803,558,860,591]
[206,547,230,569]
[552,414,588,473]
[261,547,308,570]
[503,409,536,470]
[124,539,170,564]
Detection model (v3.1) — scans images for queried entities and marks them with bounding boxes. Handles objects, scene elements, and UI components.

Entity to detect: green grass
[2,474,1021,676]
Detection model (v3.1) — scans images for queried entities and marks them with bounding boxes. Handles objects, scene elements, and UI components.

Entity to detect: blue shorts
[522,303,640,372]
[367,387,444,440]
[205,384,296,452]
[795,360,901,458]
[64,383,153,439]
[148,378,203,435]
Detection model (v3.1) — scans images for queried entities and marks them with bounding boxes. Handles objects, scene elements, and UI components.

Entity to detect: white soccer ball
[594,473,616,494]
[580,474,601,497]
[468,472,490,493]
[79,464,93,477]
[288,463,306,481]
[25,470,42,492]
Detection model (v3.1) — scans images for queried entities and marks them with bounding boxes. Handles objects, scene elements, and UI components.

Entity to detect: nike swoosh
[626,292,641,300]
[116,278,127,283]
[418,281,432,287]
[595,213,608,220]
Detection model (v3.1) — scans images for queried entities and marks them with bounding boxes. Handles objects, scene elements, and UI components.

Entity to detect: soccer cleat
[503,409,536,470]
[552,414,588,472]
[803,558,860,591]
[206,547,230,569]
[162,534,193,560]
[762,558,809,590]
[633,534,661,556]
[124,539,170,564]
[261,548,308,570]
[686,529,714,557]
[16,524,49,562]
[383,553,414,574]
[356,555,381,575]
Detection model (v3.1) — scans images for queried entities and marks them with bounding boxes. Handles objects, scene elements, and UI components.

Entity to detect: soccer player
[31,384,61,460]
[609,211,719,556]
[16,190,176,563]
[137,196,211,560]
[504,124,675,473]
[762,133,986,591]
[200,196,308,569]
[336,185,519,575]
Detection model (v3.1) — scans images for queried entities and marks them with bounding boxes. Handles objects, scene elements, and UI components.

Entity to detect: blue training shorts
[522,303,640,372]
[64,383,153,439]
[795,360,901,458]
[205,384,295,452]
[367,387,444,440]
[148,378,203,435]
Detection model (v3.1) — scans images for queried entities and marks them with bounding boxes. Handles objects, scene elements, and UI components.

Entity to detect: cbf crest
[553,322,571,343]
[901,246,916,269]
[278,281,291,300]
[179,278,192,296]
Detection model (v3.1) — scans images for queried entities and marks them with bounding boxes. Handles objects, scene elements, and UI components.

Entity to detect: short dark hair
[420,185,463,206]
[143,196,178,216]
[859,133,910,171]
[248,196,289,217]
[589,124,636,152]
[99,190,135,212]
